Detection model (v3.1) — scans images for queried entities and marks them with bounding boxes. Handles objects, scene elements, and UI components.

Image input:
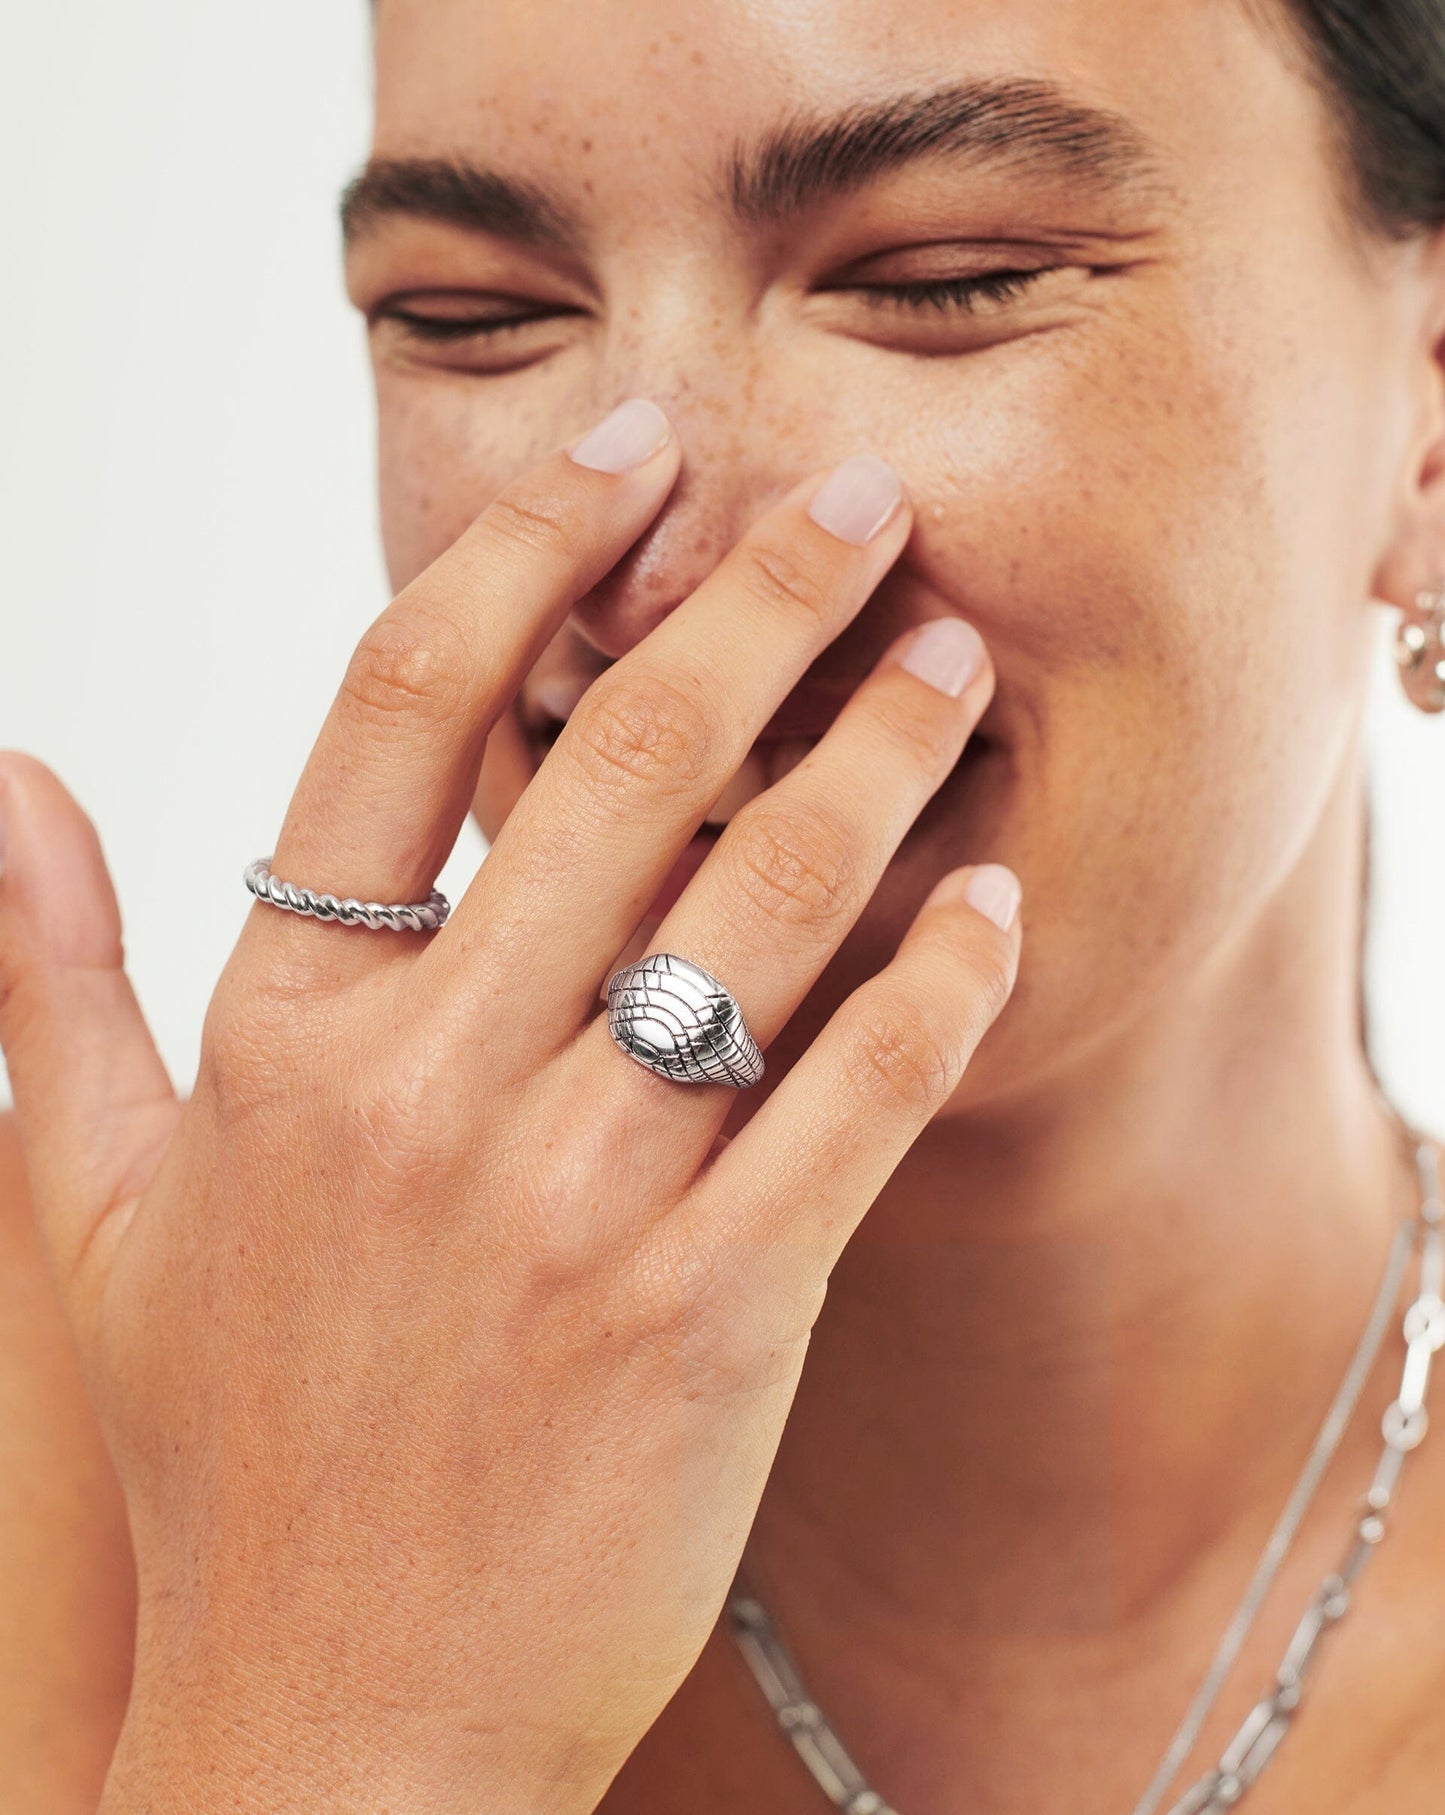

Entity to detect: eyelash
[384,268,1054,340]
[852,269,1051,313]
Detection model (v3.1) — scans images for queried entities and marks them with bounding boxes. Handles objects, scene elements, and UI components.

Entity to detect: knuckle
[515,1188,632,1298]
[842,987,964,1115]
[195,999,291,1124]
[343,1061,455,1204]
[738,538,836,627]
[505,1116,649,1296]
[724,800,859,932]
[561,672,714,805]
[196,967,334,1118]
[483,485,578,564]
[624,1233,807,1404]
[626,1232,714,1345]
[340,603,472,731]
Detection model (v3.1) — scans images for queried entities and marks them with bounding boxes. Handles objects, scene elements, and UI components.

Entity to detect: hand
[0,400,1021,1814]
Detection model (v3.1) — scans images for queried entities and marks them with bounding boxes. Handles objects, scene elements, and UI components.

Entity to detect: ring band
[606,952,764,1088]
[243,857,450,932]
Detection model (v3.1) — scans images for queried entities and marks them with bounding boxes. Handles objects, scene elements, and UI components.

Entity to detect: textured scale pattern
[243,858,450,932]
[606,952,764,1087]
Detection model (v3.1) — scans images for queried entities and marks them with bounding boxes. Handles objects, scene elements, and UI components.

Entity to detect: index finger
[245,399,681,981]
[430,456,914,1035]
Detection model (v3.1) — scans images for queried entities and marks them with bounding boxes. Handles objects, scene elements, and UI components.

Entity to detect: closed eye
[376,268,1056,342]
[381,300,585,340]
[844,268,1057,314]
[371,263,1074,373]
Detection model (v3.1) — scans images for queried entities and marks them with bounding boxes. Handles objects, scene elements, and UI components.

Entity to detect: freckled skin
[341,26,1445,1797]
[4,3,1445,1811]
[354,0,1433,1124]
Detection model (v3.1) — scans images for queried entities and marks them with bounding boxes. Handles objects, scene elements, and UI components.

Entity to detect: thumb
[0,752,178,1308]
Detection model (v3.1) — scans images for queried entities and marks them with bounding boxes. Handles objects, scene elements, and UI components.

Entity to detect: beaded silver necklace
[727,1121,1443,1815]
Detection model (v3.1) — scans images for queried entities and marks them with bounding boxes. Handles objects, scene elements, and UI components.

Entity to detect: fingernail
[963,864,1021,932]
[807,455,903,545]
[899,618,986,698]
[569,398,673,473]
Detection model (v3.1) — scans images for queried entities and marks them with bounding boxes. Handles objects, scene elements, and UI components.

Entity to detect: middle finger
[576,608,993,1150]
[431,455,912,1043]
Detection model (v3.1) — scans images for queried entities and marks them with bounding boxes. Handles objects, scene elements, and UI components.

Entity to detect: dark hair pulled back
[1284,0,1445,236]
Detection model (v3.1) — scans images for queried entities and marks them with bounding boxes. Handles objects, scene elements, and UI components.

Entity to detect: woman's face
[347,0,1441,1105]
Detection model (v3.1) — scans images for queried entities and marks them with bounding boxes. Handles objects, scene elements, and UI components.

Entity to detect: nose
[568,460,775,659]
[566,345,823,659]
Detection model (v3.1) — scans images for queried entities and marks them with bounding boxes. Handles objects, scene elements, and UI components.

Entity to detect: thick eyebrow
[340,76,1171,251]
[341,157,583,252]
[726,78,1173,223]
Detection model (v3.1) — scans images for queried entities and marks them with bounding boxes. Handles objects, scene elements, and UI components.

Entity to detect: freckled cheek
[891,336,1306,984]
[897,337,1264,696]
[375,379,563,594]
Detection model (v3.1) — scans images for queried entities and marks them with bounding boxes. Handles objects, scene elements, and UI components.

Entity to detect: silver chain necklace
[727,1115,1443,1815]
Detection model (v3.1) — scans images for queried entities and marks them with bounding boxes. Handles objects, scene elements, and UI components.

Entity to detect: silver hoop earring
[1395,582,1445,714]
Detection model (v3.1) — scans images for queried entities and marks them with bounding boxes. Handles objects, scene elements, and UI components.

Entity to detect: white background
[0,4,1440,1130]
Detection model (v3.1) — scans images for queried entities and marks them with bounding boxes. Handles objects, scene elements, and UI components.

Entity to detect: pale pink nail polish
[807,455,903,545]
[963,864,1022,931]
[569,398,673,473]
[899,618,986,698]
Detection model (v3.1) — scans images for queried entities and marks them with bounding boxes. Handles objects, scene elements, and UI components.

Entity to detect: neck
[738,745,1426,1802]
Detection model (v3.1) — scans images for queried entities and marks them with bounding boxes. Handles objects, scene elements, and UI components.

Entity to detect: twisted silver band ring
[606,952,765,1088]
[243,857,451,932]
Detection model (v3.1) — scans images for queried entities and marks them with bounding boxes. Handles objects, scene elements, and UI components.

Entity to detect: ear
[1371,226,1445,612]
